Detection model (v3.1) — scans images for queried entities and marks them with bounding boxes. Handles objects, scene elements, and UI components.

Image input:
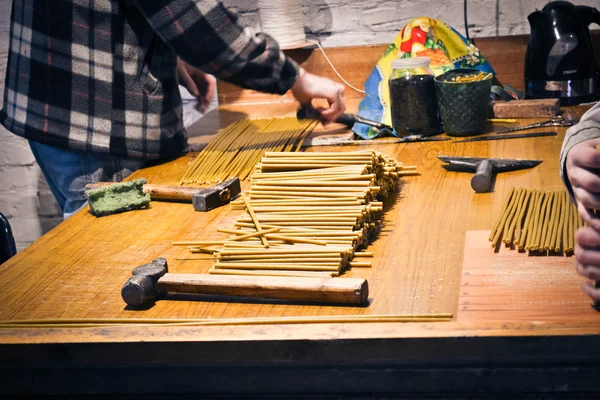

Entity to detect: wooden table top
[0,101,598,352]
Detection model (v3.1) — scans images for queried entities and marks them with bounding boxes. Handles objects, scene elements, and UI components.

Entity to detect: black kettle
[525,1,600,105]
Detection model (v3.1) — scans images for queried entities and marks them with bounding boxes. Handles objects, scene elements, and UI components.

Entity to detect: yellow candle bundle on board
[175,150,418,278]
[489,187,584,254]
[448,72,493,83]
[180,117,318,185]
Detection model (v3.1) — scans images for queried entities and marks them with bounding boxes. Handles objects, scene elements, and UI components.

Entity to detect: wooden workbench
[1,98,599,397]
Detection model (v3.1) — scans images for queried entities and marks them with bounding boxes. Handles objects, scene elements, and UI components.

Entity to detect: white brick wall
[1,0,598,252]
[225,0,599,46]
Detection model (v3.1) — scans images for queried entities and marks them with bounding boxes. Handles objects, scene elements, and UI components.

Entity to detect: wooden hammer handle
[85,182,201,202]
[158,273,369,305]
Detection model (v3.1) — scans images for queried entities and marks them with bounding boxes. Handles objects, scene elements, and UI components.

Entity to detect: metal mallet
[438,156,542,193]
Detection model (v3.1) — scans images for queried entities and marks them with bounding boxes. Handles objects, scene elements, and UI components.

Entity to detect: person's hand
[177,58,216,113]
[566,138,600,228]
[567,138,600,302]
[574,227,600,301]
[291,68,345,122]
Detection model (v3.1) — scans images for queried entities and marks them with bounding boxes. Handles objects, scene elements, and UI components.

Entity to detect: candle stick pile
[490,187,584,253]
[175,150,419,277]
[181,117,318,185]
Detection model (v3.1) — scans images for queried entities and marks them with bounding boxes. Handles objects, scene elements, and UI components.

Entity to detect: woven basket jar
[434,69,492,137]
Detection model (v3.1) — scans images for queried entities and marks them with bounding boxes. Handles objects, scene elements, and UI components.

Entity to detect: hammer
[121,258,369,307]
[85,177,241,211]
[437,156,542,193]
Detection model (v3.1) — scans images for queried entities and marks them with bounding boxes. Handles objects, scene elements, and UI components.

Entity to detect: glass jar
[388,57,442,136]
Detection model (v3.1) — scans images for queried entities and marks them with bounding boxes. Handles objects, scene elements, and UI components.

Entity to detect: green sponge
[85,178,151,217]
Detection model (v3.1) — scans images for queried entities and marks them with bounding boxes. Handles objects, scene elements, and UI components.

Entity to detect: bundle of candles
[174,150,419,277]
[180,117,318,185]
[447,72,493,83]
[489,187,584,253]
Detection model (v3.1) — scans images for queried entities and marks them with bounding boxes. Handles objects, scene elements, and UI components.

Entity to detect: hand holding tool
[438,156,542,193]
[121,258,369,307]
[297,105,393,132]
[493,116,573,134]
[85,177,241,211]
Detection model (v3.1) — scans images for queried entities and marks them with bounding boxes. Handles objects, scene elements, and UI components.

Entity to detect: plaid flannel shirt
[1,0,299,160]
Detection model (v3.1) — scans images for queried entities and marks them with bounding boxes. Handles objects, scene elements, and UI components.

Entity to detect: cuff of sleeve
[276,57,300,95]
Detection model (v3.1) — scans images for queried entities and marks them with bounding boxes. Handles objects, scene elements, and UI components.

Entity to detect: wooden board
[459,230,594,323]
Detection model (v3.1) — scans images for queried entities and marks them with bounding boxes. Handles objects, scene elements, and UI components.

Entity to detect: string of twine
[258,0,365,94]
[316,41,366,94]
[258,0,306,48]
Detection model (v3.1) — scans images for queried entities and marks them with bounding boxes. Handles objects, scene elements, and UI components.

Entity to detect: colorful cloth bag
[354,17,495,139]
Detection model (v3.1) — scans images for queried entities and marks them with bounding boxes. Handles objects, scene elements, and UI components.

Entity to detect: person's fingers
[572,185,600,212]
[319,82,345,106]
[581,281,600,301]
[318,83,346,122]
[207,75,217,98]
[575,226,600,248]
[204,75,217,105]
[575,261,600,281]
[569,165,600,195]
[569,142,600,170]
[575,200,600,230]
[290,70,346,121]
[320,94,345,121]
[177,62,200,97]
[194,74,216,113]
[574,249,600,273]
[574,227,600,276]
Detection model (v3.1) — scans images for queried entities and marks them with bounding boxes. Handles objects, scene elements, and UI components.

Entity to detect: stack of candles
[180,117,318,185]
[174,150,419,277]
[489,187,584,253]
[448,71,493,83]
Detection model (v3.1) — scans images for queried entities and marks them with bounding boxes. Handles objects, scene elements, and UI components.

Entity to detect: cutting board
[458,230,596,323]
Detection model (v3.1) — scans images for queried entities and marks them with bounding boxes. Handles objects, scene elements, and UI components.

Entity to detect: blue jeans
[29,141,147,219]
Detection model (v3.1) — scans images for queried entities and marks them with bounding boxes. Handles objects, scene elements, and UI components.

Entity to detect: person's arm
[131,0,345,121]
[132,0,297,94]
[561,102,600,301]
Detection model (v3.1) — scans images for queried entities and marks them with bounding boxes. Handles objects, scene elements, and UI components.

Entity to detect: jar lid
[390,57,431,69]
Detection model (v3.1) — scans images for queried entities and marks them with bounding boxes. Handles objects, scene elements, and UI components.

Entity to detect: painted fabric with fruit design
[353,17,495,139]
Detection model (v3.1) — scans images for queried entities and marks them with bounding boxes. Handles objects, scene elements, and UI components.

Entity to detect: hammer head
[437,156,542,173]
[192,177,241,212]
[121,258,168,307]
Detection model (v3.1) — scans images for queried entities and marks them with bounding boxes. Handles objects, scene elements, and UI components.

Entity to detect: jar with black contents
[388,57,442,136]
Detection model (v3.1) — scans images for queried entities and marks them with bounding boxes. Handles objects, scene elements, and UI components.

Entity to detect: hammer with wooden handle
[85,177,241,211]
[121,258,369,307]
